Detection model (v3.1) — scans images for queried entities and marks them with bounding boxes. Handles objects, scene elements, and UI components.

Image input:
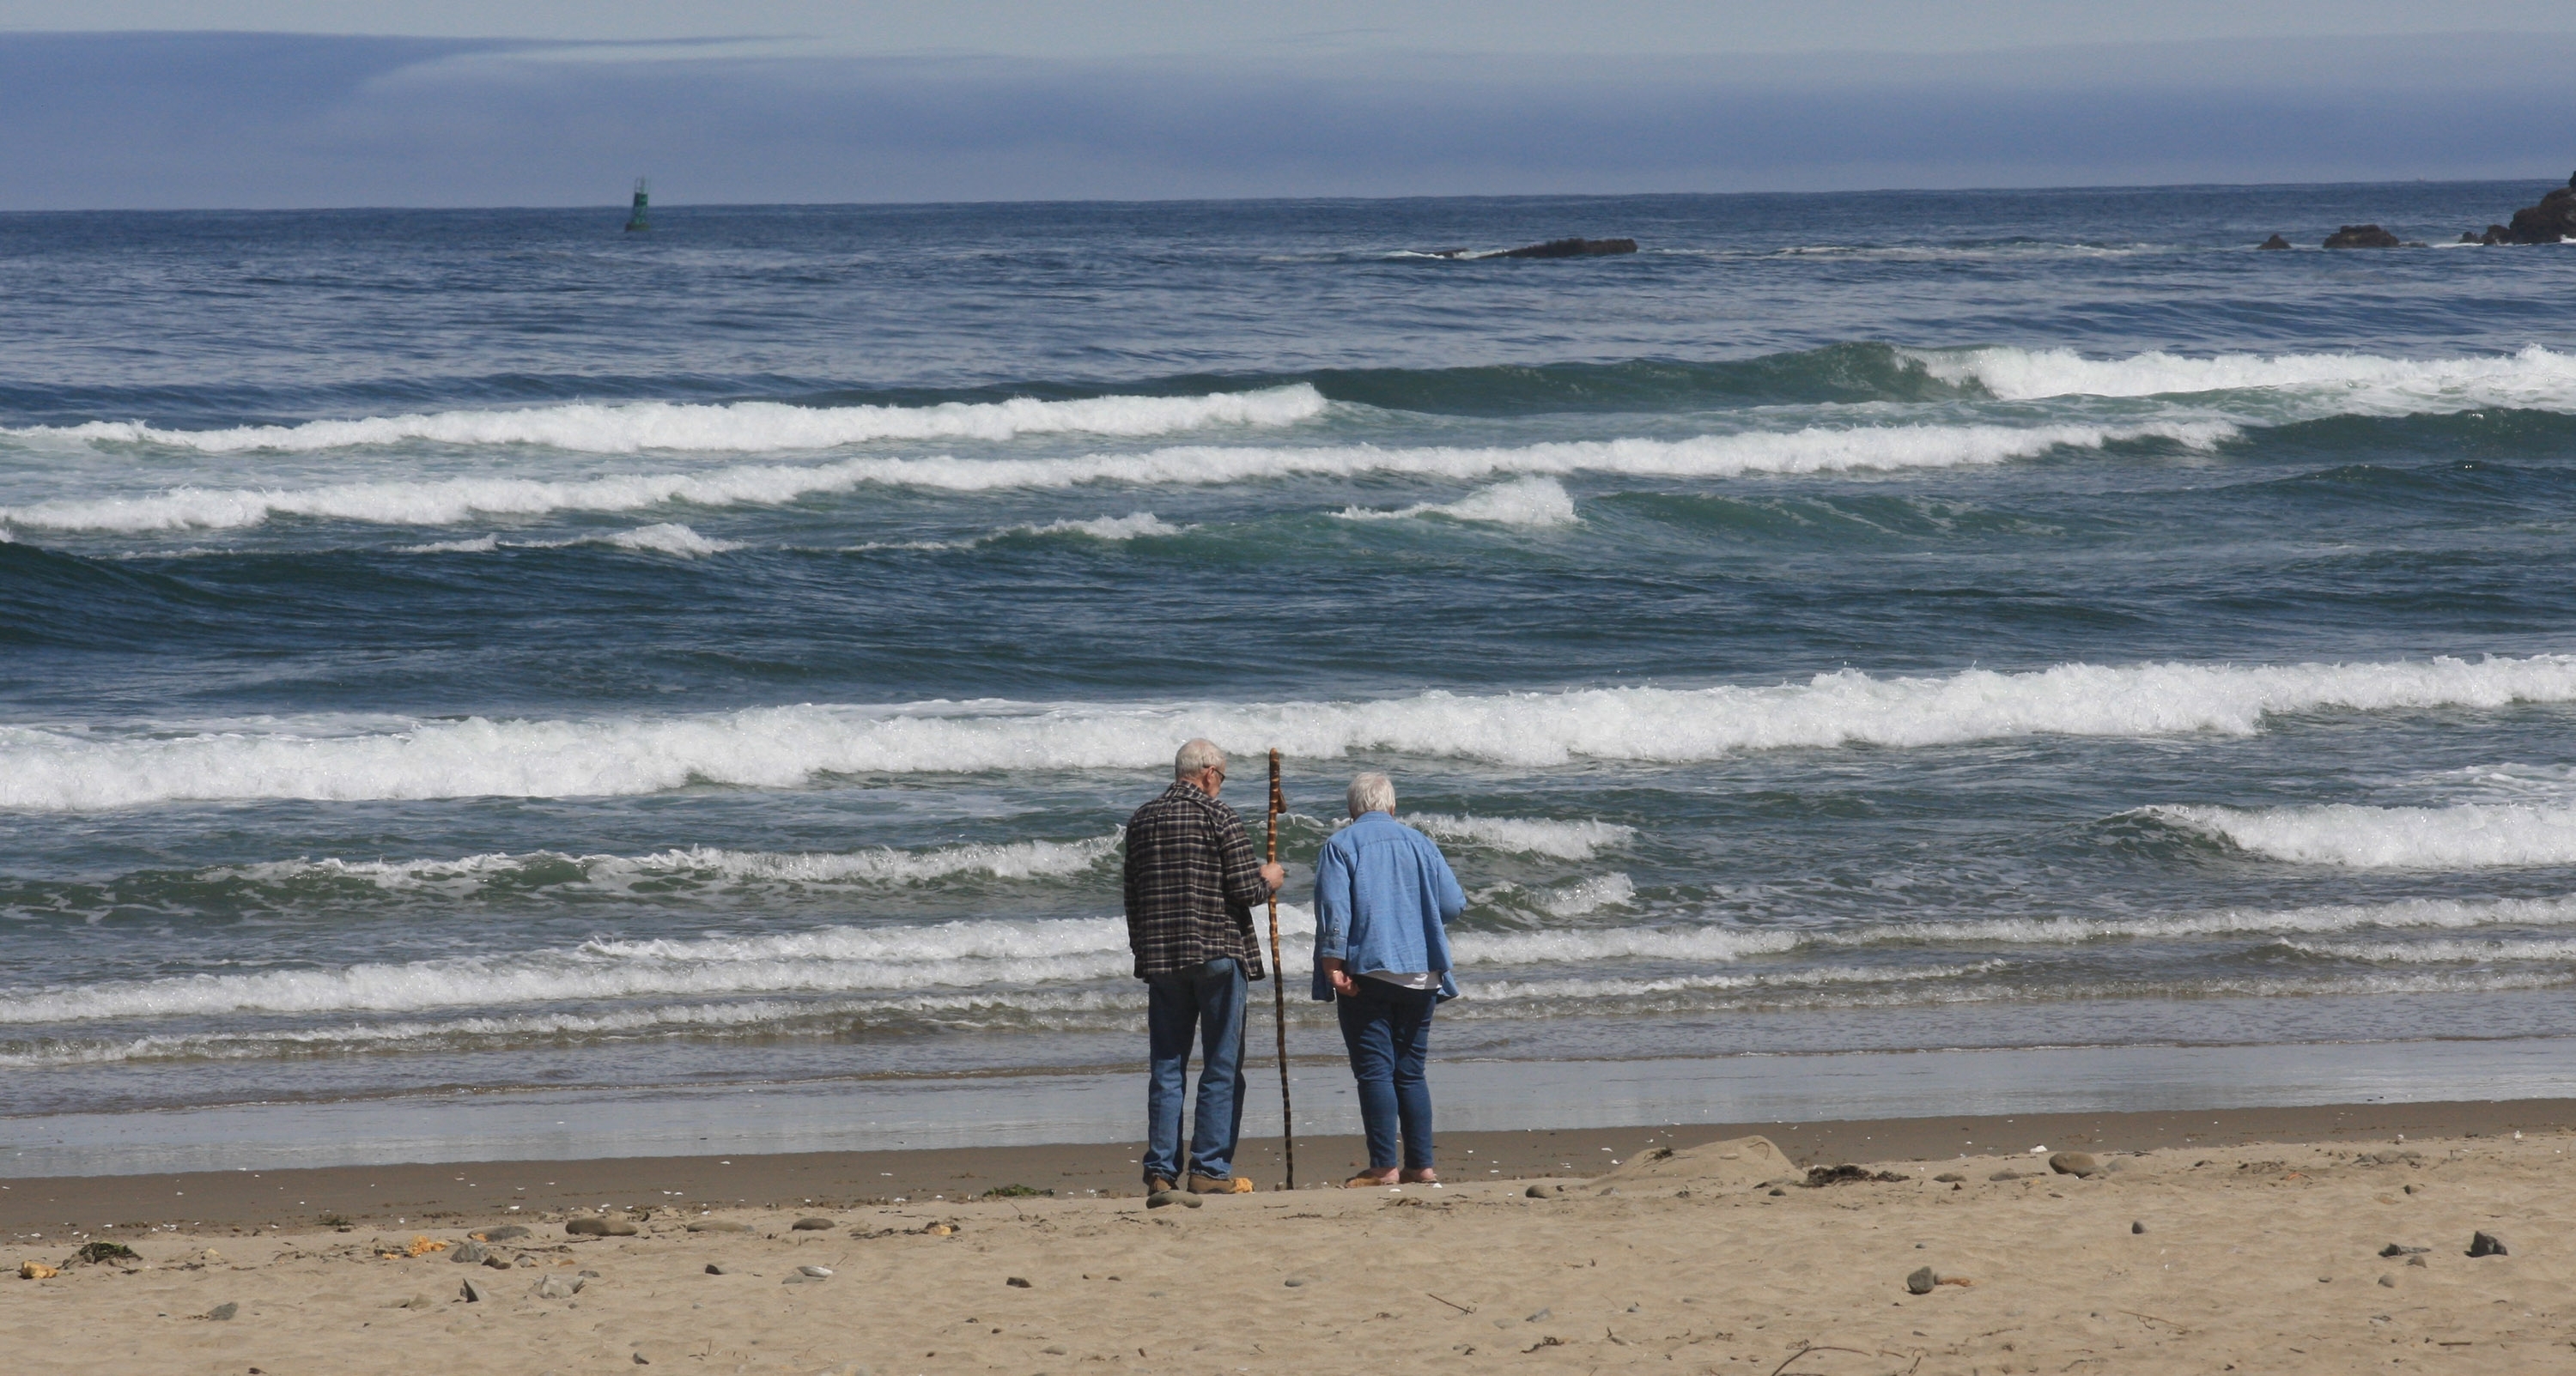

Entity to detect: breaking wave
[1917,343,2576,415]
[0,420,2231,533]
[6,653,2570,809]
[1336,476,1579,527]
[6,385,1328,454]
[2152,802,2576,869]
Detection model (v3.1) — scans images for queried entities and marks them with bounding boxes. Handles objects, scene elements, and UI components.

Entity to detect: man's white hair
[1346,771,1396,817]
[1175,738,1227,779]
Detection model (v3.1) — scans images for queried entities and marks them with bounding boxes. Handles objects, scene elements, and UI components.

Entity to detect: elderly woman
[1311,771,1467,1186]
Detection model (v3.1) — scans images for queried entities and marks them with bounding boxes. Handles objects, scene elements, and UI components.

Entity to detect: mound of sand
[1595,1133,1794,1187]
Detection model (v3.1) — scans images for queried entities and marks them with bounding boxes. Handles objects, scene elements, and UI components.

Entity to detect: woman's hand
[1321,957,1358,997]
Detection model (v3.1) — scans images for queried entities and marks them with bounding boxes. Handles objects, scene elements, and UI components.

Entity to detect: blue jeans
[1142,957,1248,1184]
[1335,979,1437,1172]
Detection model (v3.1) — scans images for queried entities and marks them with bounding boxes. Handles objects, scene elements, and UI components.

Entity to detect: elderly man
[1310,771,1464,1187]
[1124,738,1285,1196]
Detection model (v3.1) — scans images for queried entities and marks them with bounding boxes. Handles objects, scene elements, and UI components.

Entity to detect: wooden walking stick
[1267,748,1296,1191]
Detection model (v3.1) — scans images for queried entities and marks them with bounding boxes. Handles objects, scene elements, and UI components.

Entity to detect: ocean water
[7,185,2576,1168]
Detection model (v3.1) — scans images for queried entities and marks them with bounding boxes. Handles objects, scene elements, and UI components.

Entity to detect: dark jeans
[1335,979,1437,1172]
[1142,957,1248,1183]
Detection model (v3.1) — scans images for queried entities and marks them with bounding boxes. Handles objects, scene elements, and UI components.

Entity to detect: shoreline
[11,1096,2571,1238]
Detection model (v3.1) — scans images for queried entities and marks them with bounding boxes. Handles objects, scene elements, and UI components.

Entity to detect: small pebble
[1006,1276,1033,1288]
[2131,1221,2146,1235]
[1905,1267,1936,1295]
[791,1217,834,1231]
[2379,1275,2398,1288]
[207,1302,239,1321]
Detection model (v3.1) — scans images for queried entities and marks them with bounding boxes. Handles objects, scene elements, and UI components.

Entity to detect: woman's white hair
[1346,771,1396,817]
[1174,738,1227,779]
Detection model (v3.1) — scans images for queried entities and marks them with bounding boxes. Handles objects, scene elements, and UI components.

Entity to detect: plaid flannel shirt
[1122,780,1271,981]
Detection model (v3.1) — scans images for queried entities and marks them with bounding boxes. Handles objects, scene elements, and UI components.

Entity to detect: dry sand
[9,1118,2575,1374]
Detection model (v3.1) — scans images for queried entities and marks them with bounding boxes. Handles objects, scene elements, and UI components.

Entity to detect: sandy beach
[9,1101,2574,1374]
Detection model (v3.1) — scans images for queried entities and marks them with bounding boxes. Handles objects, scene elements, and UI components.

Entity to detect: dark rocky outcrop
[2501,174,2576,244]
[2461,173,2576,245]
[2323,224,2404,249]
[2257,233,2292,250]
[1425,237,1639,259]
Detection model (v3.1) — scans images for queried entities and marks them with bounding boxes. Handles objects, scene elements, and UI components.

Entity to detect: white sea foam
[5,653,2568,810]
[1820,894,2576,949]
[1918,343,2576,415]
[224,833,1121,892]
[0,420,2231,533]
[1336,476,1579,527]
[598,523,740,556]
[2277,937,2576,964]
[1015,512,1189,541]
[1405,814,1636,860]
[398,534,500,554]
[5,385,1328,455]
[2152,803,2576,869]
[1534,873,1638,918]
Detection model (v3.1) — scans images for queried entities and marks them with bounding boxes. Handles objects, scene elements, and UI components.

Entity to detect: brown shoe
[1186,1174,1254,1194]
[1144,1176,1176,1194]
[1344,1170,1398,1188]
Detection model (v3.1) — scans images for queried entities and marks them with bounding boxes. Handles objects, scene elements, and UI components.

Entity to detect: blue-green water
[7,186,2576,1162]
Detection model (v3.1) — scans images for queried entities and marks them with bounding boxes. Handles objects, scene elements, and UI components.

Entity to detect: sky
[3,3,2574,208]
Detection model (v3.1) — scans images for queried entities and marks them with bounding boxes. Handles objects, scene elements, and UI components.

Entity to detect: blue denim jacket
[1309,811,1466,1002]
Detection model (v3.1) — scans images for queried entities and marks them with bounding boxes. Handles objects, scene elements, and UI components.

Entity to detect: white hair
[1346,772,1396,817]
[1175,738,1227,779]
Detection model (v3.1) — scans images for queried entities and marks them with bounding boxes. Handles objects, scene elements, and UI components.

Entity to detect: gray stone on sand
[2379,1275,2398,1288]
[686,1220,752,1233]
[459,1277,488,1304]
[1283,1276,1308,1288]
[2379,1243,2427,1258]
[477,1225,532,1242]
[1905,1266,1936,1295]
[2047,1152,2099,1178]
[1525,1307,1551,1323]
[1932,1173,1965,1183]
[2131,1221,2146,1234]
[566,1215,638,1237]
[1987,1170,2025,1182]
[451,1241,491,1264]
[704,1264,726,1275]
[1525,1185,1552,1198]
[207,1302,239,1321]
[792,1216,835,1231]
[1006,1276,1033,1288]
[1145,1190,1200,1209]
[2469,1231,2507,1258]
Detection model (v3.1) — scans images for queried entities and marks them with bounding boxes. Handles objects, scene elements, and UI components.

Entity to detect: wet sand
[7,1106,2575,1375]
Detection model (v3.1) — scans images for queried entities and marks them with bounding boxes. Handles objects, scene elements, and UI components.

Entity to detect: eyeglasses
[1207,768,1226,781]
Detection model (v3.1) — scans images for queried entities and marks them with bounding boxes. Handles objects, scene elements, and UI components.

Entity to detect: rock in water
[2468,1231,2508,1258]
[2323,225,2404,249]
[2257,234,2292,250]
[2048,1152,2100,1178]
[1424,237,1640,260]
[1905,1266,1937,1295]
